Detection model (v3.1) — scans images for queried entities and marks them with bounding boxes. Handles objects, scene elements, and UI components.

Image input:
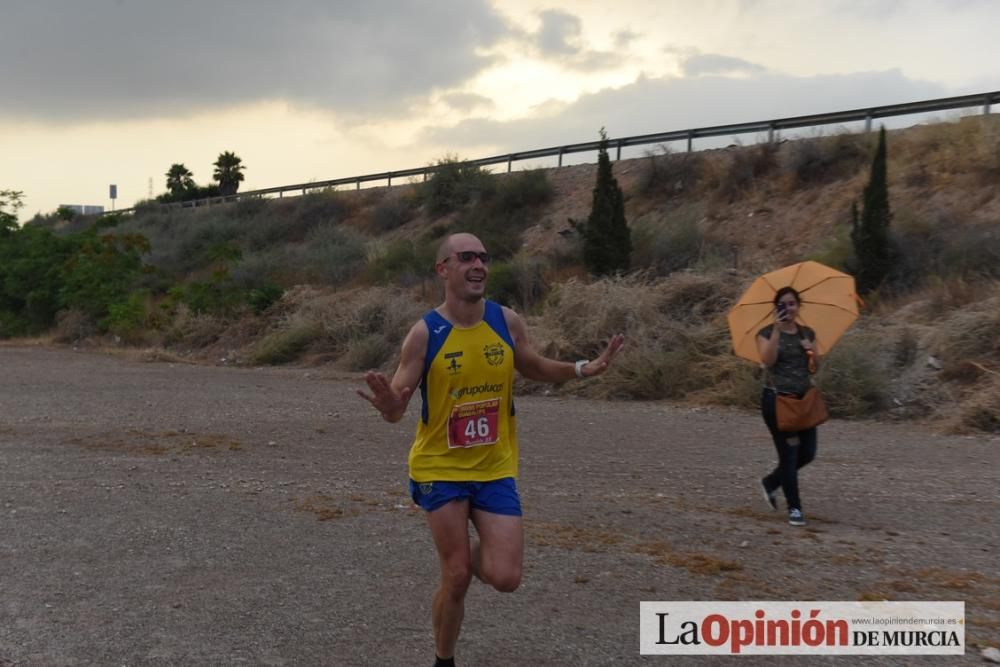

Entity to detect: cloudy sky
[3,0,998,217]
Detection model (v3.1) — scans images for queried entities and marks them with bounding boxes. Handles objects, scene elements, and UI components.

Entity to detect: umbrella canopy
[727,260,860,363]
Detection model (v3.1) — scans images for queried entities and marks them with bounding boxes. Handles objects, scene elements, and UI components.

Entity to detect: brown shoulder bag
[776,387,829,432]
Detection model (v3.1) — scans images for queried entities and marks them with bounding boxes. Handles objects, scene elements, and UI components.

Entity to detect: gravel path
[1,346,997,666]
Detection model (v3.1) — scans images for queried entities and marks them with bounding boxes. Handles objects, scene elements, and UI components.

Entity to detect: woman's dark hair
[773,286,801,306]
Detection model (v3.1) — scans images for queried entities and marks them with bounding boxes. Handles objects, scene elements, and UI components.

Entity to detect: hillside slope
[26,115,1000,432]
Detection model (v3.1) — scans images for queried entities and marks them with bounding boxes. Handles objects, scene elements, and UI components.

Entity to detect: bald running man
[358,232,624,667]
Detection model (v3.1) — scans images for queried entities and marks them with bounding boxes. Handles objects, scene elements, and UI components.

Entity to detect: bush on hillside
[366,238,435,286]
[816,330,890,417]
[372,191,420,233]
[705,139,779,201]
[251,319,324,365]
[780,131,870,188]
[422,156,493,217]
[486,253,549,312]
[630,207,731,276]
[639,145,703,197]
[450,169,554,261]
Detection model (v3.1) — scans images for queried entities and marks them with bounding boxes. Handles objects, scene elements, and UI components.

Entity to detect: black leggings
[761,389,817,511]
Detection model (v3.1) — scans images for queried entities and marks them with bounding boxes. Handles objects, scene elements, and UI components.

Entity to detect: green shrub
[372,192,419,232]
[343,333,393,371]
[453,206,531,260]
[630,207,731,276]
[248,284,284,314]
[631,212,701,275]
[491,169,553,210]
[169,275,244,318]
[486,253,548,311]
[103,292,148,341]
[0,224,77,334]
[422,156,494,217]
[817,331,889,417]
[252,321,323,365]
[367,238,434,286]
[449,170,554,262]
[59,231,150,322]
[300,223,368,285]
[810,222,854,272]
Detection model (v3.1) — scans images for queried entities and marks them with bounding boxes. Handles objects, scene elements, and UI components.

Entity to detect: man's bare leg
[470,509,523,592]
[426,500,473,661]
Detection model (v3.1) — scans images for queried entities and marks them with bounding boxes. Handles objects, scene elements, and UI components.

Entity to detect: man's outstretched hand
[581,333,625,378]
[357,371,412,421]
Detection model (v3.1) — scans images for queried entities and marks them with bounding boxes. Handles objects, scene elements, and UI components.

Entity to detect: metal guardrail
[118,90,999,215]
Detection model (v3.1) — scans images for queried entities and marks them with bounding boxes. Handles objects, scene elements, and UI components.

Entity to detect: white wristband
[575,359,589,379]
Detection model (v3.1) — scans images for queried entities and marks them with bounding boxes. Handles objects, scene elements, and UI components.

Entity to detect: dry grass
[524,272,746,401]
[242,285,426,369]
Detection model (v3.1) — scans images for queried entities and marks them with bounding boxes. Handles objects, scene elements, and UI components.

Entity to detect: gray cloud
[530,9,622,71]
[421,69,947,153]
[614,29,641,50]
[441,93,495,112]
[0,0,510,122]
[682,54,767,77]
[536,10,583,55]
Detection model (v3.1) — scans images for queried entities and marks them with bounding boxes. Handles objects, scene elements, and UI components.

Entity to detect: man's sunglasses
[447,251,491,264]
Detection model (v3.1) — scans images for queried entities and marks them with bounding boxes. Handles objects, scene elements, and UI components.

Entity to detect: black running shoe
[759,479,778,511]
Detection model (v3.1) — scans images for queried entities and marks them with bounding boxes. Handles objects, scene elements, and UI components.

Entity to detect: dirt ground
[1,346,997,666]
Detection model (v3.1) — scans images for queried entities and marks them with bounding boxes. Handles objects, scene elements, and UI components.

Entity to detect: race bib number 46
[448,398,501,448]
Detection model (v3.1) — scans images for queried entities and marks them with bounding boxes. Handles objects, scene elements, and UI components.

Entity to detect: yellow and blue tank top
[408,300,517,483]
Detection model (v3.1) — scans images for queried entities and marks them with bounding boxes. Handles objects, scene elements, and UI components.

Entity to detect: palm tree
[165,163,195,196]
[213,151,245,196]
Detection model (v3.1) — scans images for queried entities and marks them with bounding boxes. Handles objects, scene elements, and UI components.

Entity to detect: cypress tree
[851,126,893,294]
[582,128,631,275]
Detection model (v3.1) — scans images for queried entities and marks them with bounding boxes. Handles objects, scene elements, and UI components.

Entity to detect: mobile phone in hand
[776,302,787,321]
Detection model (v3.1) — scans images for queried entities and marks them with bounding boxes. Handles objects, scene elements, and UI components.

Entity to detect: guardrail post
[356,178,361,190]
[865,113,872,133]
[507,156,512,173]
[767,124,775,144]
[279,191,284,198]
[302,187,307,196]
[388,174,392,188]
[686,132,693,153]
[558,147,564,167]
[985,94,992,115]
[616,140,622,161]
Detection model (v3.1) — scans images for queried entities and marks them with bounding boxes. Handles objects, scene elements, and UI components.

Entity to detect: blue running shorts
[409,477,522,516]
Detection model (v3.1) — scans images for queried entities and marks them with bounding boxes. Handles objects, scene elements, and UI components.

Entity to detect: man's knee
[486,564,521,593]
[441,560,473,597]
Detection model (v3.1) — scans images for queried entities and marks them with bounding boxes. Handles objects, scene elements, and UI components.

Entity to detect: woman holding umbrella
[757,286,819,526]
[727,260,859,527]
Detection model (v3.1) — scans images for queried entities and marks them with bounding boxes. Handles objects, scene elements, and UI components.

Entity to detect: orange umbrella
[727,260,860,363]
